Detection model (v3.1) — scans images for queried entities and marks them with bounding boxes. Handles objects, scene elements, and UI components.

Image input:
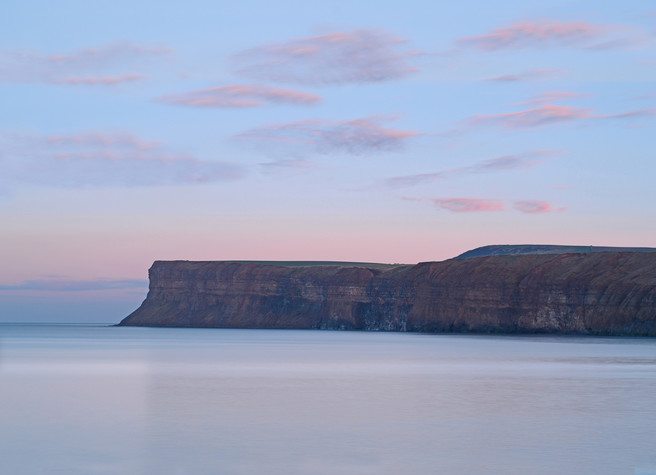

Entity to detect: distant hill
[456,244,656,260]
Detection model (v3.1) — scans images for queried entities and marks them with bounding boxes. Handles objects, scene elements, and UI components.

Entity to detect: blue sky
[1,0,655,322]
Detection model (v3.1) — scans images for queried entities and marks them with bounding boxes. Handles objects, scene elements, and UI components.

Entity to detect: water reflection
[1,324,655,474]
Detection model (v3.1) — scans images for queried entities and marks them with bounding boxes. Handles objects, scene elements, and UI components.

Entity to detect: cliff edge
[119,247,656,335]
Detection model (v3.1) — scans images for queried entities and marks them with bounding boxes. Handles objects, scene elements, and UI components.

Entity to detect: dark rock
[119,250,656,336]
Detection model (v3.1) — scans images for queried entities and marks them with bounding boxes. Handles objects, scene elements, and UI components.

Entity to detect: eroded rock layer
[119,252,656,335]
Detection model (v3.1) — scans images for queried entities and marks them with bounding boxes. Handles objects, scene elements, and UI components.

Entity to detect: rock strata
[119,250,656,335]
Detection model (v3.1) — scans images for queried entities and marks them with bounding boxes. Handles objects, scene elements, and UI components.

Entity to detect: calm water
[1,324,655,475]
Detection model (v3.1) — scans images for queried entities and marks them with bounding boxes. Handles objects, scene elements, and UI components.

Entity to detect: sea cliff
[119,247,656,335]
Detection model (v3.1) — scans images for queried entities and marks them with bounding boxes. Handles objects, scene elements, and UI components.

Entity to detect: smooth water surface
[1,324,655,474]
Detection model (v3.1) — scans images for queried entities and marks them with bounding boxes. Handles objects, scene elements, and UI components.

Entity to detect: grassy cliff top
[457,244,656,260]
[154,260,406,270]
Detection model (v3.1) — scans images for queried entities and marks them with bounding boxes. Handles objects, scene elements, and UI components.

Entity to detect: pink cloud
[386,150,552,187]
[432,198,505,213]
[470,102,656,129]
[471,104,592,128]
[519,91,584,106]
[0,42,169,85]
[53,73,144,86]
[233,30,418,85]
[236,117,419,155]
[514,200,562,214]
[404,197,566,215]
[158,84,320,108]
[485,68,563,82]
[458,20,623,51]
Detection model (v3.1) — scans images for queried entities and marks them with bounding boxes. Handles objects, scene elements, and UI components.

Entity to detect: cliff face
[119,252,656,336]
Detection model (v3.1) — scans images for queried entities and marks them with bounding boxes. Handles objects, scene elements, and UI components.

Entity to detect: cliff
[119,250,656,336]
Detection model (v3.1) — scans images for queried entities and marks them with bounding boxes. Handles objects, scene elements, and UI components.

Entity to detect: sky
[1,0,655,322]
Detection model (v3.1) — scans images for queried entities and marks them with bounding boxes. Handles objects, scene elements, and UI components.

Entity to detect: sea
[1,323,655,475]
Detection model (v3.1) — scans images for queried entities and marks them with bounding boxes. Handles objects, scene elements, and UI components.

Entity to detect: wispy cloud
[44,43,170,65]
[518,91,584,106]
[0,278,147,292]
[0,42,169,85]
[407,196,563,214]
[470,103,656,128]
[471,104,592,128]
[513,200,563,214]
[0,131,244,191]
[158,84,320,108]
[51,73,145,86]
[259,158,314,173]
[235,117,419,156]
[432,198,505,213]
[458,20,643,51]
[485,68,563,83]
[603,109,656,120]
[45,132,159,150]
[232,30,419,85]
[386,150,552,187]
